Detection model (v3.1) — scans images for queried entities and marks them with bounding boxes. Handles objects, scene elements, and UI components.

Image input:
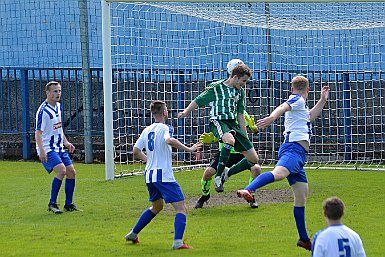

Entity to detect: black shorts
[209,152,248,170]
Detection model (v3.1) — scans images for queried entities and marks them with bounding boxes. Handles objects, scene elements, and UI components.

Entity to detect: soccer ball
[227,59,244,75]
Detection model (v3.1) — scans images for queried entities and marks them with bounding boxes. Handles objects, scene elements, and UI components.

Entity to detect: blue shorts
[276,142,307,186]
[42,151,73,173]
[146,182,185,204]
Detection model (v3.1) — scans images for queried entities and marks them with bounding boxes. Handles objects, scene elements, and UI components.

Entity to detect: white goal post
[102,0,385,180]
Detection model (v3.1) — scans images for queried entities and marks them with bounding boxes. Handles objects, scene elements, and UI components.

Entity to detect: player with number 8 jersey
[125,100,201,250]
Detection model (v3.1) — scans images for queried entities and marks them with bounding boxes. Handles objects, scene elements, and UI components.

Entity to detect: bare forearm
[166,138,191,152]
[35,131,44,153]
[309,99,327,121]
[133,147,147,162]
[178,101,198,118]
[237,114,247,135]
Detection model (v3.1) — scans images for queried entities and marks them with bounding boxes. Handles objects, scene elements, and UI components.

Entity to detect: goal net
[102,1,385,179]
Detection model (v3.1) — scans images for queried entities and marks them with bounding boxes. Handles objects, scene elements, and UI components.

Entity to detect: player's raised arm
[309,85,329,122]
[256,103,291,129]
[178,101,198,118]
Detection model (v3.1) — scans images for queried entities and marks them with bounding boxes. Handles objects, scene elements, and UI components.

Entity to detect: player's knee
[66,168,76,179]
[203,167,215,180]
[222,133,235,146]
[294,195,307,206]
[151,201,164,214]
[251,164,261,177]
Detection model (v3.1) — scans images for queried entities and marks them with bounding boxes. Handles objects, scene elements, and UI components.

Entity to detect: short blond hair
[45,81,60,91]
[291,75,309,91]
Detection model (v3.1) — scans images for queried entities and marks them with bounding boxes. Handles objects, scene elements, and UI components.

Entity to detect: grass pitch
[0,161,384,256]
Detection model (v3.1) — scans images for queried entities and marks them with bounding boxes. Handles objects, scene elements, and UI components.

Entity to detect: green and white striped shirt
[194,80,245,120]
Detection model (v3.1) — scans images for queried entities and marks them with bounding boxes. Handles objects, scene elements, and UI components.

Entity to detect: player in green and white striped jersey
[178,61,260,192]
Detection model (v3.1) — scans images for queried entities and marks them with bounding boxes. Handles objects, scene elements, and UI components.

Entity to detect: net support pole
[102,0,114,180]
[21,69,31,160]
[342,73,352,161]
[177,71,185,161]
[79,0,94,164]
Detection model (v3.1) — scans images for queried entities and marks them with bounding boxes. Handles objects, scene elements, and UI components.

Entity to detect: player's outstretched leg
[125,208,157,244]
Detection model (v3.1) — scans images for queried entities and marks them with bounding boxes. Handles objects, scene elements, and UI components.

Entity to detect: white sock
[172,239,183,249]
[125,230,137,240]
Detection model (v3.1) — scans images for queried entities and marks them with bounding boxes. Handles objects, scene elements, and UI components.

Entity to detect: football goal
[102,0,385,180]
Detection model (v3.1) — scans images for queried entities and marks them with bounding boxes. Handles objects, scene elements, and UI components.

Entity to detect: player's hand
[39,150,47,163]
[256,116,274,130]
[190,142,202,152]
[65,142,75,153]
[245,114,257,132]
[178,111,188,118]
[320,85,329,102]
[199,132,218,144]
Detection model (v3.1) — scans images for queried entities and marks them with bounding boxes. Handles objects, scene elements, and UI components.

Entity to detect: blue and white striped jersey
[284,94,312,144]
[134,122,175,183]
[35,101,64,154]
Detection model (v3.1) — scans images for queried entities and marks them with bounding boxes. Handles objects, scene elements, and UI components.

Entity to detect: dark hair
[291,75,309,91]
[150,100,166,116]
[323,196,345,220]
[45,81,60,91]
[231,64,252,78]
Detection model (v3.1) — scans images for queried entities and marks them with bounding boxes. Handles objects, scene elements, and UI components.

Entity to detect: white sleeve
[134,131,146,150]
[312,233,325,257]
[163,124,172,140]
[356,236,366,257]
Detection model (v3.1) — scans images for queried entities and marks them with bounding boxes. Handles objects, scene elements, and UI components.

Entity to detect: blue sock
[294,206,309,241]
[65,178,75,205]
[50,177,62,204]
[132,208,156,234]
[245,172,274,191]
[174,213,186,240]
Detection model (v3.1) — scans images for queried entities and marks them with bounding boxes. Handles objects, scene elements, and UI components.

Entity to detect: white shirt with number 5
[312,224,366,257]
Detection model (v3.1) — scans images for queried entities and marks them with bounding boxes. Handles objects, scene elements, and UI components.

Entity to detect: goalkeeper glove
[199,132,218,144]
[245,114,257,132]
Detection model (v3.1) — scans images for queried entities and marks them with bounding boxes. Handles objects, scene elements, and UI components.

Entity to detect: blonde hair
[291,75,309,91]
[45,81,60,91]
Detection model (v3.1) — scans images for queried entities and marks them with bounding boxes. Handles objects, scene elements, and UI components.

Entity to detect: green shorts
[209,119,254,152]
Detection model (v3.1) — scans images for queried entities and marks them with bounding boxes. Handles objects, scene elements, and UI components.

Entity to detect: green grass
[0,161,384,256]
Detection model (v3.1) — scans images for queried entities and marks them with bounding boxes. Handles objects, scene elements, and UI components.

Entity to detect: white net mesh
[107,2,385,176]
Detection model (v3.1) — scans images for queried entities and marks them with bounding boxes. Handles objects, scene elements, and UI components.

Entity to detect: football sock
[65,178,75,205]
[174,213,186,240]
[215,143,232,177]
[245,171,274,192]
[201,178,212,196]
[248,176,255,197]
[132,208,156,234]
[227,158,254,177]
[50,177,62,204]
[294,206,309,241]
